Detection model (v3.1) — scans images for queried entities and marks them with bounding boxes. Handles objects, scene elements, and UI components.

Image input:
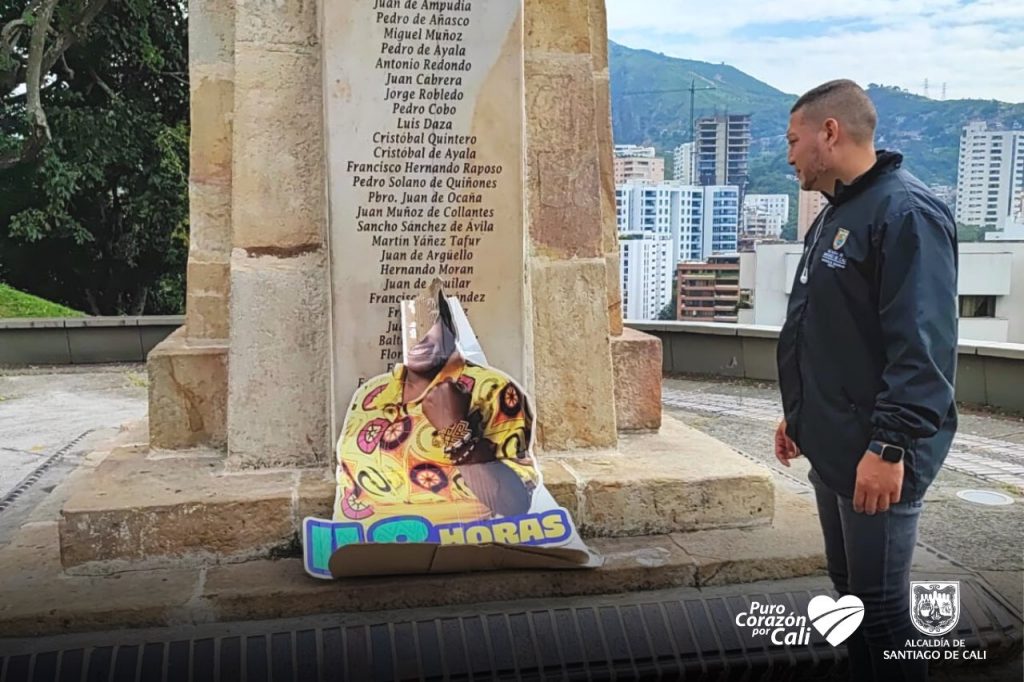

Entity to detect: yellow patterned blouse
[334,355,538,525]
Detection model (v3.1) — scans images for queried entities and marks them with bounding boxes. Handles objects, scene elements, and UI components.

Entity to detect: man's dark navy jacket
[777,151,959,502]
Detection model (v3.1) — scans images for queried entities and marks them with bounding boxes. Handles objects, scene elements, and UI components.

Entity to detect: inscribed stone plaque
[324,0,526,415]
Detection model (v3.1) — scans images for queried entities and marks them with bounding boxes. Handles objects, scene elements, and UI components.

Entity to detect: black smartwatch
[869,440,905,463]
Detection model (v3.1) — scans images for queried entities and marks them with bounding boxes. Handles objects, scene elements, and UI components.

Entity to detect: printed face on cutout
[405,318,457,374]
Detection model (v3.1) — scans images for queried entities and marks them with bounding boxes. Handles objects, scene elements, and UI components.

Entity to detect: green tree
[662,149,674,180]
[1,0,111,169]
[956,223,987,243]
[657,279,678,320]
[0,0,188,314]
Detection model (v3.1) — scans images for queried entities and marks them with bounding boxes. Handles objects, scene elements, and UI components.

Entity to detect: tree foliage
[0,0,188,315]
[956,223,987,243]
[657,279,678,320]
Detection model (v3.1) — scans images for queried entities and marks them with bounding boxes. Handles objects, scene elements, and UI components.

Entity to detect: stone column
[146,0,234,450]
[589,0,623,337]
[225,0,330,468]
[524,0,618,451]
[185,0,234,342]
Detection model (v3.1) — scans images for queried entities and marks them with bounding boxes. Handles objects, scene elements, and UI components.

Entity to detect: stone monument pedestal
[0,0,828,635]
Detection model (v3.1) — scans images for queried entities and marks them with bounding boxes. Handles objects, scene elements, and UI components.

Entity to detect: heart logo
[807,595,865,646]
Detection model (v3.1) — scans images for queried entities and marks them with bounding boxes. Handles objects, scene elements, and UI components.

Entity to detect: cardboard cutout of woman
[300,282,597,579]
[335,287,538,526]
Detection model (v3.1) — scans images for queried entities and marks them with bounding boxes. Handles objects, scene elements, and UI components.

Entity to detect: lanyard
[800,205,833,285]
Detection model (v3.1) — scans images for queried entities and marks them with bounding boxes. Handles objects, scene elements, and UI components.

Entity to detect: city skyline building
[955,121,1024,230]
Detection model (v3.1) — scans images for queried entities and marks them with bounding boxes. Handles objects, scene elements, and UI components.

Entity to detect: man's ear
[823,117,840,146]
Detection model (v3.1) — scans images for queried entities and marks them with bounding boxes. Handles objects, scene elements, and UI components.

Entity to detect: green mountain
[609,41,792,149]
[609,41,1024,189]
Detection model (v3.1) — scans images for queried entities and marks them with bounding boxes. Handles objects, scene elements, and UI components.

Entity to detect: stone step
[56,417,774,573]
[0,488,823,638]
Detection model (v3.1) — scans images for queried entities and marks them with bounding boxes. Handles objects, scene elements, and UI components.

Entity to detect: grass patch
[0,283,84,318]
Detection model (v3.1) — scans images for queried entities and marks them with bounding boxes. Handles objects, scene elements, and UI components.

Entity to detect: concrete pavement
[0,366,1019,680]
[663,376,1024,620]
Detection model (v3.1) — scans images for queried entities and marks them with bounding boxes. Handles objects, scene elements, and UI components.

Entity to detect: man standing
[775,80,958,682]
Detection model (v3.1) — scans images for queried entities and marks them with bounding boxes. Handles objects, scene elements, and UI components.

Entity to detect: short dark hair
[791,79,877,145]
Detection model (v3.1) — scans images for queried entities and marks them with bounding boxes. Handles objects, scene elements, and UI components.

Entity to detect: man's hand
[853,451,903,514]
[421,379,471,431]
[774,419,801,467]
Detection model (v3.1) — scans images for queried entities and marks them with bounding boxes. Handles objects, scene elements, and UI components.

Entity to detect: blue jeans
[809,467,926,682]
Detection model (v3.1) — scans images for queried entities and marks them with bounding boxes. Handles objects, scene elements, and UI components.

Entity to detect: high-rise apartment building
[955,121,1024,230]
[742,194,790,238]
[695,114,751,193]
[613,144,665,183]
[619,234,673,320]
[616,183,739,262]
[616,182,740,320]
[797,189,828,240]
[673,142,696,184]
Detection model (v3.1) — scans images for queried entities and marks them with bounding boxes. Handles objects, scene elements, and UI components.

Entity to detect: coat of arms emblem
[910,581,960,636]
[833,228,850,250]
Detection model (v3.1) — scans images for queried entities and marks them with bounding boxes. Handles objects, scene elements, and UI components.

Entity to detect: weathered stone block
[232,45,324,250]
[587,0,609,70]
[611,328,662,431]
[189,0,235,66]
[186,292,229,340]
[227,249,330,468]
[296,470,336,522]
[187,259,230,294]
[236,0,317,47]
[524,0,591,54]
[551,417,774,537]
[539,459,580,520]
[57,449,297,572]
[147,328,227,448]
[530,258,617,450]
[190,76,233,184]
[594,75,616,253]
[525,55,603,259]
[673,490,826,586]
[189,180,233,256]
[605,251,623,336]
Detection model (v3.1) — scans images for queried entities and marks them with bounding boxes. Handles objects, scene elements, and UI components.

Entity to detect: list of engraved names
[348,0,503,365]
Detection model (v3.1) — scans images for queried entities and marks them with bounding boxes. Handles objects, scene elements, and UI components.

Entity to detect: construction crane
[619,78,717,146]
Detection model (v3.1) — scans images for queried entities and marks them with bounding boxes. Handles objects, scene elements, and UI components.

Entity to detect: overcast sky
[605,0,1024,103]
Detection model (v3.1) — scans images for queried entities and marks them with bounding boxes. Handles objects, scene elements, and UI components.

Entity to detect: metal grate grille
[1,581,1018,681]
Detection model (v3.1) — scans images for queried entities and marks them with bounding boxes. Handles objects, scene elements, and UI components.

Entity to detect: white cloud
[606,0,1024,102]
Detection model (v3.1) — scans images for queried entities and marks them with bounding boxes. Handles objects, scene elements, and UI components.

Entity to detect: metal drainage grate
[0,430,93,515]
[0,580,1018,681]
